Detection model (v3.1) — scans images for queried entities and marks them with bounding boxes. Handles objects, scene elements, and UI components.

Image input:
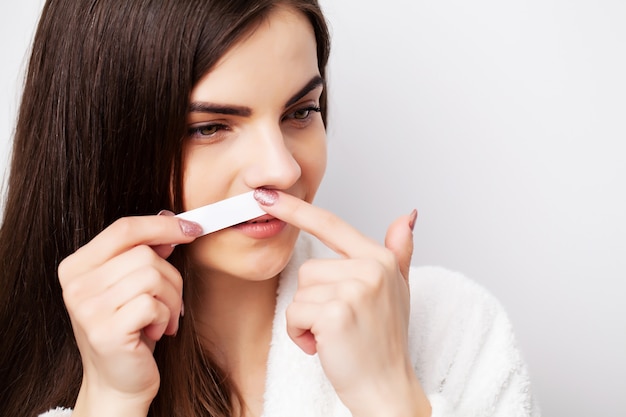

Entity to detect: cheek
[295,134,327,200]
[181,146,231,211]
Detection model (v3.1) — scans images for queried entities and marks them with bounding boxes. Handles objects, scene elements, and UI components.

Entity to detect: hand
[254,190,430,417]
[57,214,202,416]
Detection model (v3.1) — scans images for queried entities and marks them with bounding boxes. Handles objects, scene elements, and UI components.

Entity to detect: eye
[187,123,228,140]
[284,105,321,123]
[293,108,313,119]
[198,125,219,135]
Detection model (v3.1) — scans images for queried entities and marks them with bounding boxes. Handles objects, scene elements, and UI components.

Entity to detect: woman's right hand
[57,214,203,417]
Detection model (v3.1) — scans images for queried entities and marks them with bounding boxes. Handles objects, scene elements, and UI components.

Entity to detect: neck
[193,271,279,373]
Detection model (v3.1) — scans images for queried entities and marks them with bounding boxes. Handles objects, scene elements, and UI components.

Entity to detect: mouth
[243,214,276,224]
[232,213,286,239]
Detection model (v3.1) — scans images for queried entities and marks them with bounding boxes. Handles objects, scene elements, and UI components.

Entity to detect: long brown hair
[0,0,330,416]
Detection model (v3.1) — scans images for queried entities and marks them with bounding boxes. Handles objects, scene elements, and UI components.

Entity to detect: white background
[1,1,625,416]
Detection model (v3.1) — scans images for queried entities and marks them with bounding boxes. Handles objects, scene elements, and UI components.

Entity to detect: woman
[0,0,539,416]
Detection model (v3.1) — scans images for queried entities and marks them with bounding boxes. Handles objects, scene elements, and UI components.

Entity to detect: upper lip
[246,214,276,224]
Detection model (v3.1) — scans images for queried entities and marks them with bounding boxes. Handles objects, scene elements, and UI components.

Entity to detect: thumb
[152,210,178,259]
[384,209,417,281]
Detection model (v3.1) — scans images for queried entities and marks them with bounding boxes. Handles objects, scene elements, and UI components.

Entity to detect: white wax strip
[175,191,266,236]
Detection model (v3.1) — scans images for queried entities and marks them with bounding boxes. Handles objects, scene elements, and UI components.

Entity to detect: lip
[232,215,287,239]
[245,214,275,224]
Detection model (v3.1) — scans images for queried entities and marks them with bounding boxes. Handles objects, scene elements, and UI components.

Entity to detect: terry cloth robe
[41,233,540,417]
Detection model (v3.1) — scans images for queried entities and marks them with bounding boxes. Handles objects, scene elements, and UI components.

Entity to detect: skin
[58,6,431,417]
[183,8,326,413]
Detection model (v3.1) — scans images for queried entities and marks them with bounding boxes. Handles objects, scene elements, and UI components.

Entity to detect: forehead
[190,7,319,105]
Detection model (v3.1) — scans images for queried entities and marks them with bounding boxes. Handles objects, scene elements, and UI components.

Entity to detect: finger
[60,215,202,278]
[294,280,376,311]
[287,299,357,354]
[293,282,338,304]
[82,293,171,358]
[107,265,182,336]
[100,245,183,293]
[298,258,387,289]
[152,243,176,260]
[254,189,379,259]
[114,293,171,343]
[384,209,417,281]
[152,209,178,259]
[96,245,183,335]
[61,244,182,301]
[67,256,183,339]
[285,302,320,355]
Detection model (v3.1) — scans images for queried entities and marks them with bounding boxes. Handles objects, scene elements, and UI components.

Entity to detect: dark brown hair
[0,0,330,415]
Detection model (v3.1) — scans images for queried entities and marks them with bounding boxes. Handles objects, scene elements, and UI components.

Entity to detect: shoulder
[409,265,497,301]
[406,265,515,373]
[407,267,539,415]
[407,265,504,323]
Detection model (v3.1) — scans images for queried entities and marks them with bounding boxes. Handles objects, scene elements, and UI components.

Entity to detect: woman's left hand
[254,190,431,417]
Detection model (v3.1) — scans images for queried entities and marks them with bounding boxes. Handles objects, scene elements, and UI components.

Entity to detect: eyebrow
[188,75,324,117]
[188,102,252,117]
[285,75,324,108]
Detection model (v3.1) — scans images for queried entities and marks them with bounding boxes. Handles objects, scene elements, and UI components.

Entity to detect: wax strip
[175,191,266,236]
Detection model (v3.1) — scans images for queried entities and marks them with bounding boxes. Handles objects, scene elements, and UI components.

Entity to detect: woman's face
[182,6,326,281]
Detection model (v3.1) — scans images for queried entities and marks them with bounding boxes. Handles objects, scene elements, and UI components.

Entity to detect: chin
[187,226,300,282]
[246,230,300,279]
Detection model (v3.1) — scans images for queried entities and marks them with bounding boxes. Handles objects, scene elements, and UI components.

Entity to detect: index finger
[254,189,380,259]
[60,215,202,277]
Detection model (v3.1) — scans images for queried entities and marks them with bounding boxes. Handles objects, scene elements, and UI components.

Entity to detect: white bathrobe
[41,234,540,417]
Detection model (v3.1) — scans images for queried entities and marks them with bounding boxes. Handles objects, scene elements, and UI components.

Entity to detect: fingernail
[408,209,418,232]
[254,188,278,206]
[178,219,204,237]
[159,210,192,242]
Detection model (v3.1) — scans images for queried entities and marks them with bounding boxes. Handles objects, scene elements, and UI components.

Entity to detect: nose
[242,125,301,190]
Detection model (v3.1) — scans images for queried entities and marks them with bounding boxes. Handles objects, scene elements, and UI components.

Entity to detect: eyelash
[187,123,229,139]
[187,105,322,141]
[284,105,322,123]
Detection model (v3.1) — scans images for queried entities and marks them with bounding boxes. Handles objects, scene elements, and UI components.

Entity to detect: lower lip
[232,219,287,239]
